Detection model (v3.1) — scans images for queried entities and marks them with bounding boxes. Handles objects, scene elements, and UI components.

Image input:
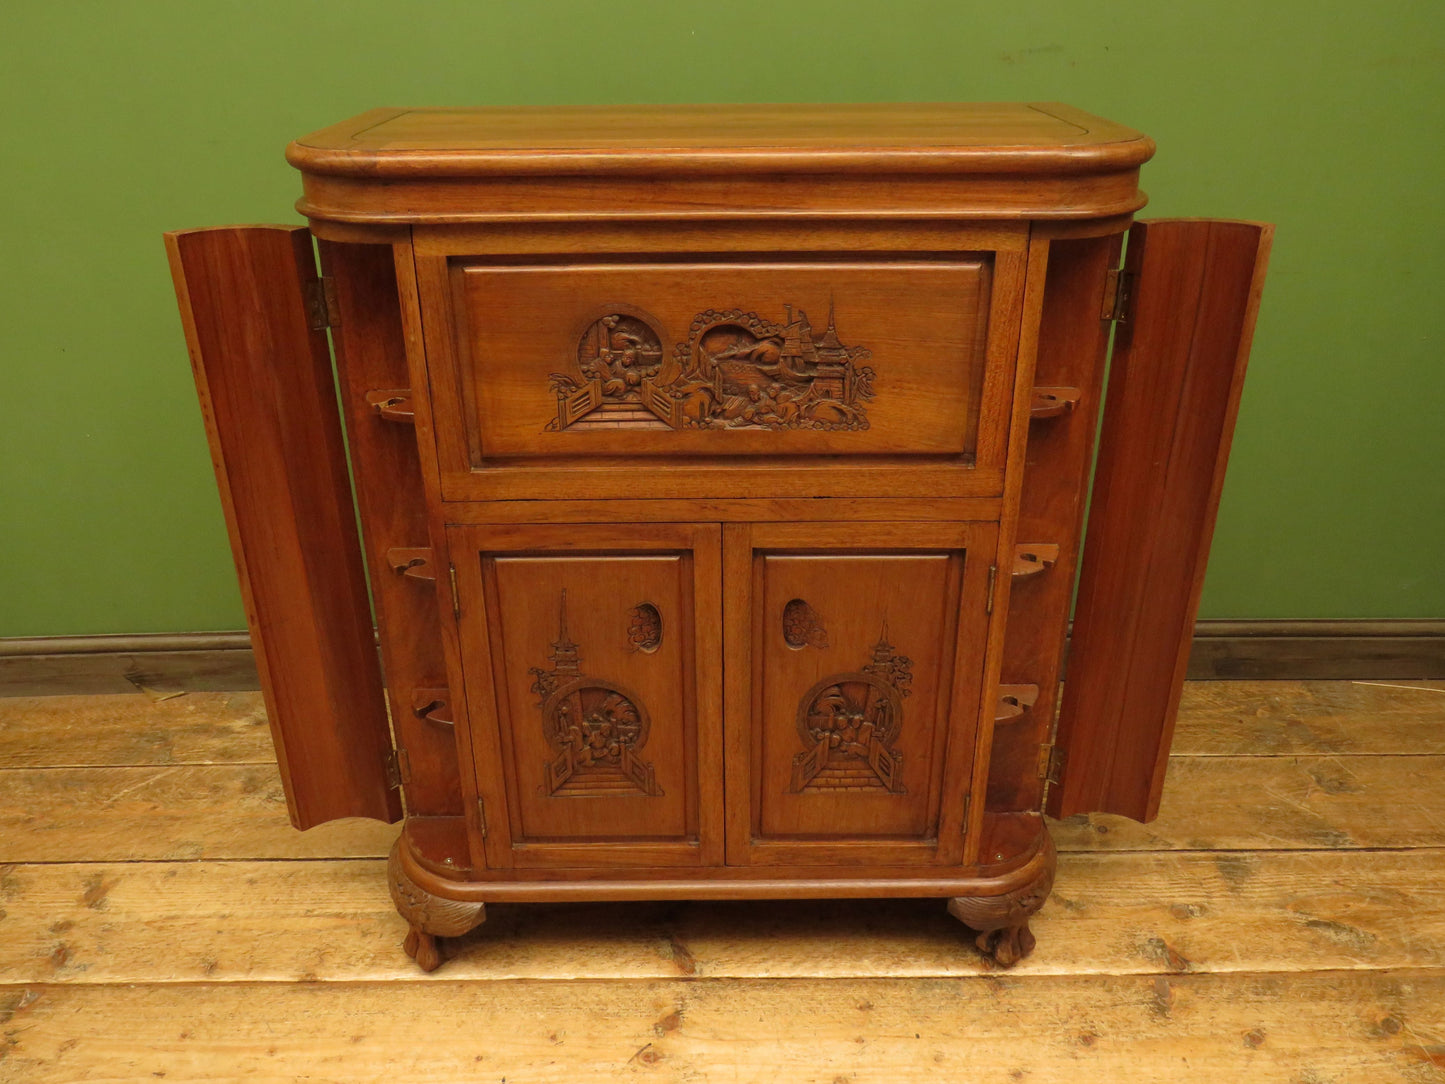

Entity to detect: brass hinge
[961,792,972,834]
[985,565,997,614]
[1038,743,1066,785]
[475,797,488,838]
[304,276,341,331]
[449,563,461,618]
[384,747,411,789]
[1101,268,1136,324]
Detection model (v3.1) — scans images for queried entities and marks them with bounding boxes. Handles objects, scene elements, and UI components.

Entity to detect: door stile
[722,522,756,866]
[961,237,1052,864]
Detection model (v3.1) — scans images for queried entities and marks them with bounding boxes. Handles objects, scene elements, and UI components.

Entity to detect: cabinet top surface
[287,102,1152,178]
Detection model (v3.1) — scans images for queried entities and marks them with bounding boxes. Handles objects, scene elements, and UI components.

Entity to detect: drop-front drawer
[415,227,1029,501]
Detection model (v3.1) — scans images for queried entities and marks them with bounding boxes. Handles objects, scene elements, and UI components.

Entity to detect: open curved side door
[1048,219,1274,822]
[166,226,402,829]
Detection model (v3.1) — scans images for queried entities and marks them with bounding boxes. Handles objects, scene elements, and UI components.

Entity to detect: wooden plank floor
[1,681,1442,1081]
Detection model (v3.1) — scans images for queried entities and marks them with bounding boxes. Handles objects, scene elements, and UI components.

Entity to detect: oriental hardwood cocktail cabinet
[166,104,1271,970]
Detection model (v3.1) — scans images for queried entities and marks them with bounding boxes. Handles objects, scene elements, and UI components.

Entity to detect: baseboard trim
[1,621,1442,696]
[0,632,259,696]
[1184,619,1445,680]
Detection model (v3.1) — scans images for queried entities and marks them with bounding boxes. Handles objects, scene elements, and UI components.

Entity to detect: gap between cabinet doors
[445,519,1001,876]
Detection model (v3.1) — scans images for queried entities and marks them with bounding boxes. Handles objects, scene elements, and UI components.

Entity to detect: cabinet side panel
[319,239,462,817]
[1049,220,1273,821]
[986,233,1121,812]
[165,226,401,829]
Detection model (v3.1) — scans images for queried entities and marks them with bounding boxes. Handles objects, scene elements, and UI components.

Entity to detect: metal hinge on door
[1037,743,1066,786]
[304,276,341,330]
[449,564,461,618]
[985,565,997,614]
[475,797,488,838]
[384,747,412,790]
[1101,268,1136,324]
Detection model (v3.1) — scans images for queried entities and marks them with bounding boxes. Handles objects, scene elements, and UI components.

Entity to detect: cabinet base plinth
[947,832,1056,967]
[388,820,1055,972]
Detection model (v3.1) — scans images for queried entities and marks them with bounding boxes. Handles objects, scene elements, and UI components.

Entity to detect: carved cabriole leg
[948,831,1057,967]
[387,837,486,973]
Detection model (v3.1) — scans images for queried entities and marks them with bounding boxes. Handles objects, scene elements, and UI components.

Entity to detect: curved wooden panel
[165,226,401,829]
[317,239,462,819]
[987,232,1123,814]
[1049,219,1273,822]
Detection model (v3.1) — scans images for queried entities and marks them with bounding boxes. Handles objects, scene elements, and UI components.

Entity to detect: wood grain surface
[1051,220,1274,822]
[4,973,1441,1083]
[1,680,1442,1081]
[316,240,461,819]
[288,104,1153,229]
[2,849,1440,985]
[0,692,272,767]
[165,226,400,830]
[289,103,1153,175]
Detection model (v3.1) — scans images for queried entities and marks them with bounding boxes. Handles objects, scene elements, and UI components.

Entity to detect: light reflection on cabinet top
[288,103,1152,176]
[287,103,1155,227]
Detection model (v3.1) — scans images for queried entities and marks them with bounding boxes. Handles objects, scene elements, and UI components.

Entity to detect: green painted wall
[2,1,1441,635]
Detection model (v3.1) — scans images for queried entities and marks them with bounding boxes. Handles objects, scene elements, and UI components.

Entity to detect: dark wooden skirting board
[1185,620,1445,680]
[0,633,259,696]
[2,621,1442,696]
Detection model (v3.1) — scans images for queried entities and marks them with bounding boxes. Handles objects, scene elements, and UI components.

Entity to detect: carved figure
[790,627,912,793]
[547,301,874,431]
[530,591,661,797]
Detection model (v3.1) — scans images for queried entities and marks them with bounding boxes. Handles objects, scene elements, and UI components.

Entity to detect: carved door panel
[723,522,997,867]
[412,227,1033,503]
[450,523,723,869]
[444,259,994,458]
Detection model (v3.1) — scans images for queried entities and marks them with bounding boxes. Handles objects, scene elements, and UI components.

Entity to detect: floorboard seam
[3,966,1443,991]
[5,844,1445,866]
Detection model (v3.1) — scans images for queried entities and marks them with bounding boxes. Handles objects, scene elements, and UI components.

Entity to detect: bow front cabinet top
[166,103,1271,971]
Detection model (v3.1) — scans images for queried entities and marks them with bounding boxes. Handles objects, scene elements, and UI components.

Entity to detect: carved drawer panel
[450,523,724,869]
[444,258,994,461]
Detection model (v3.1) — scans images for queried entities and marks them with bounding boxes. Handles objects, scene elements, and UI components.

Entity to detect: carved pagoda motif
[529,590,662,797]
[791,626,912,793]
[547,302,875,431]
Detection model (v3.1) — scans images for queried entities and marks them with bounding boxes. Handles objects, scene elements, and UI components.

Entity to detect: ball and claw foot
[947,833,1056,968]
[956,915,1037,967]
[402,926,445,972]
[388,838,486,973]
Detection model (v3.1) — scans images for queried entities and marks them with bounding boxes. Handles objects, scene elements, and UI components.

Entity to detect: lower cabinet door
[723,521,998,867]
[450,523,723,869]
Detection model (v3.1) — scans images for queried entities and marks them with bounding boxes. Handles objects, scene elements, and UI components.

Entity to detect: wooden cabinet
[165,104,1272,972]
